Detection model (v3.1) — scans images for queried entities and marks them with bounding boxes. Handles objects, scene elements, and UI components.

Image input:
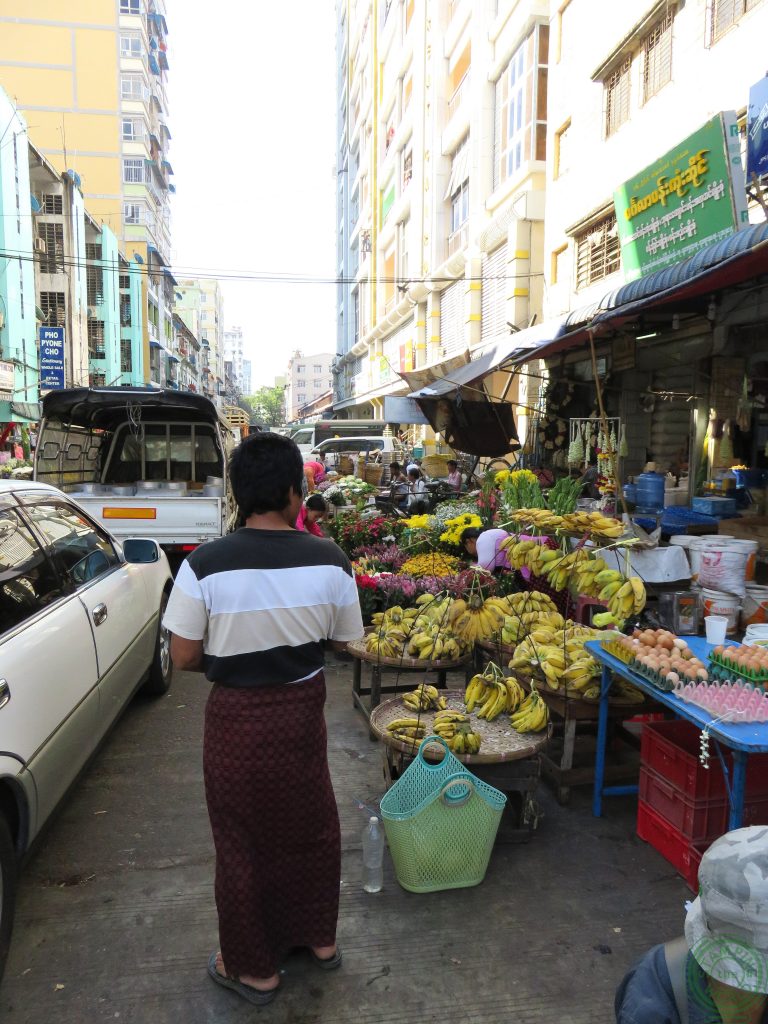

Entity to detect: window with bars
[86,244,104,306]
[604,58,631,137]
[41,194,63,215]
[643,13,673,102]
[120,294,132,326]
[712,0,762,41]
[88,320,106,358]
[37,222,64,274]
[89,371,107,388]
[120,340,133,373]
[40,291,66,326]
[123,158,144,183]
[574,215,621,290]
[119,274,131,290]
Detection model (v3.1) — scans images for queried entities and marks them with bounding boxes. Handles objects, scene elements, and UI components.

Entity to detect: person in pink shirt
[459,527,512,572]
[445,460,463,493]
[303,460,327,492]
[296,494,327,537]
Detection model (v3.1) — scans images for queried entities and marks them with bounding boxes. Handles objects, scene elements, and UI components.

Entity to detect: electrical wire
[0,247,545,287]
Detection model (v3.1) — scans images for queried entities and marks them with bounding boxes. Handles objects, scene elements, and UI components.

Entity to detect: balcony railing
[447,222,469,257]
[447,73,470,121]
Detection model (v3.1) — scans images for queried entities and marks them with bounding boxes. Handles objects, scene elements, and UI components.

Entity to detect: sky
[167,0,338,392]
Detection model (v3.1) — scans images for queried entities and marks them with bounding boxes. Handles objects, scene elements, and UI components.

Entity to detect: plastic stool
[574,595,608,626]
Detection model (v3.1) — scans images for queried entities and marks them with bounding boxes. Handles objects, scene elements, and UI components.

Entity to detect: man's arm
[170,634,204,671]
[328,640,350,652]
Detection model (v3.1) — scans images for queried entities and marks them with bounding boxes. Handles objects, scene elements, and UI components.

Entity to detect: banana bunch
[508,509,565,532]
[499,610,565,645]
[402,683,447,712]
[386,718,427,744]
[612,679,645,704]
[365,629,408,659]
[510,688,549,733]
[448,728,482,755]
[450,595,506,645]
[407,629,464,661]
[509,620,602,693]
[585,569,646,622]
[465,665,525,719]
[499,592,559,615]
[432,709,470,739]
[560,511,625,539]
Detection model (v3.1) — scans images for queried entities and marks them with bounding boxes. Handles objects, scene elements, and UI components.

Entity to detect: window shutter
[481,244,508,346]
[440,280,463,356]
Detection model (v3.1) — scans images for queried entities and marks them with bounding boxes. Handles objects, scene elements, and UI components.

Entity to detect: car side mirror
[123,538,160,564]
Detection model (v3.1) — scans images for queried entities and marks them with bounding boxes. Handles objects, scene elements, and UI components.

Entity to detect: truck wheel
[0,814,17,984]
[143,592,173,696]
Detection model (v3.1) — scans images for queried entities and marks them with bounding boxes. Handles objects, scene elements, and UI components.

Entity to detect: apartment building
[174,280,225,401]
[0,86,146,429]
[0,0,174,385]
[334,0,548,439]
[223,326,248,396]
[242,359,252,396]
[285,350,335,422]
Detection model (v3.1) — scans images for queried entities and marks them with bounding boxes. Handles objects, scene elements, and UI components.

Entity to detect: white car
[0,480,173,981]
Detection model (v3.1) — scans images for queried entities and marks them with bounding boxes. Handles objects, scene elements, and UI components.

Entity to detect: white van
[290,420,392,456]
[310,435,404,471]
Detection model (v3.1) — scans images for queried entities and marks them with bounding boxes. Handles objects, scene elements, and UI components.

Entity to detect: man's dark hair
[229,432,303,518]
[447,460,458,469]
[460,526,481,550]
[407,467,420,480]
[390,462,401,473]
[305,493,327,512]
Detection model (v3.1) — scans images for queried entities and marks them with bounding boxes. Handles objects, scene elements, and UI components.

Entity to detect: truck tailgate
[72,495,224,545]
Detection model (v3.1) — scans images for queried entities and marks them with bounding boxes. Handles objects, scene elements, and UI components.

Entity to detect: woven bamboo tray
[476,638,515,661]
[346,637,471,671]
[369,690,549,765]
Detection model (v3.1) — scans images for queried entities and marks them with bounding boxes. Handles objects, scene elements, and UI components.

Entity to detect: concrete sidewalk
[1,655,687,1023]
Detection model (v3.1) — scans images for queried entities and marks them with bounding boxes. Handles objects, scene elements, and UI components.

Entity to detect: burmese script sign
[613,113,748,281]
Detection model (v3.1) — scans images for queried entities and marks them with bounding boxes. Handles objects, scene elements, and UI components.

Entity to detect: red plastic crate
[641,720,768,801]
[637,800,710,893]
[639,767,727,841]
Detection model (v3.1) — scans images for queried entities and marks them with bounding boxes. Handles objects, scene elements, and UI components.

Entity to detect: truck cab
[33,387,237,571]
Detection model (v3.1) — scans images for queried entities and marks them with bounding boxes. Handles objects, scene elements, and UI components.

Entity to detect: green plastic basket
[380,735,507,893]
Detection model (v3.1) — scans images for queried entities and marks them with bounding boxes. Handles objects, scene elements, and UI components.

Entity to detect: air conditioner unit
[34,237,47,255]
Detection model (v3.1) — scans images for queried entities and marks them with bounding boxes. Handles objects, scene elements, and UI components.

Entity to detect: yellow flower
[494,469,511,485]
[399,553,462,578]
[402,514,431,529]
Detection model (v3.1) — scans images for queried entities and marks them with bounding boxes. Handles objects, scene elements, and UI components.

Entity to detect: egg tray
[707,655,768,687]
[625,658,677,692]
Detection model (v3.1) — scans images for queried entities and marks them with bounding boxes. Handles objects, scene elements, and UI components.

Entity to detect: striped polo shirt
[163,528,364,687]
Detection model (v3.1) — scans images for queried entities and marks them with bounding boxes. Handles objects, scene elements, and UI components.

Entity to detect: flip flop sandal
[207,951,279,1006]
[310,947,343,970]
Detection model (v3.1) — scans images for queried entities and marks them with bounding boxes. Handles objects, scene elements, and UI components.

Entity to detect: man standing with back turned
[163,432,364,1007]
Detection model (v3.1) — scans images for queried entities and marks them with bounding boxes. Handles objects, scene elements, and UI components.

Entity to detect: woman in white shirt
[407,467,428,511]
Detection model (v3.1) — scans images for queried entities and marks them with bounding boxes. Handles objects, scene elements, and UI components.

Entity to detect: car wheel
[0,814,17,984]
[143,592,173,696]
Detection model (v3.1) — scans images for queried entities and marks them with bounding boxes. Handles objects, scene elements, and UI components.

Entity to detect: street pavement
[1,655,687,1023]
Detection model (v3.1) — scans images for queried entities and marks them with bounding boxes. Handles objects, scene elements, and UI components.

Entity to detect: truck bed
[69,491,224,546]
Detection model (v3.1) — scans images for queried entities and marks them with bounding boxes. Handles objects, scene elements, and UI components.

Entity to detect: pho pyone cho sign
[613,113,748,281]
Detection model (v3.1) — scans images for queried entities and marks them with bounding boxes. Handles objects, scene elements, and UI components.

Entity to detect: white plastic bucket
[695,540,750,598]
[742,586,768,628]
[700,588,742,635]
[669,535,694,549]
[688,537,732,582]
[726,539,758,582]
[744,623,768,646]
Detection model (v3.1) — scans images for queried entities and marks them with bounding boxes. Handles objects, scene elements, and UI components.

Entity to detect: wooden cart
[370,691,549,842]
[346,637,472,722]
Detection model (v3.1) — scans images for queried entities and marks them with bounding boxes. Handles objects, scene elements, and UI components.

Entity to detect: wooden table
[346,637,472,723]
[370,691,549,842]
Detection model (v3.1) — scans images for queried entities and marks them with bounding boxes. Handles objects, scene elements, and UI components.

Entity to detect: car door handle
[92,603,108,626]
[0,679,9,710]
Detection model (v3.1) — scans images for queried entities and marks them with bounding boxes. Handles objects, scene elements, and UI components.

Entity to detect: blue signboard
[39,326,65,390]
[747,77,768,181]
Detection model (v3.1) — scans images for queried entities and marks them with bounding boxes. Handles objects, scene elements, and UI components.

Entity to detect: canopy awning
[167,353,180,363]
[149,53,161,75]
[162,266,177,285]
[397,351,470,393]
[149,339,163,349]
[408,318,568,399]
[158,52,169,70]
[443,142,470,200]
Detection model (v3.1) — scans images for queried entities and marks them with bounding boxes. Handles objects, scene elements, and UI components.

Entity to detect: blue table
[587,637,768,831]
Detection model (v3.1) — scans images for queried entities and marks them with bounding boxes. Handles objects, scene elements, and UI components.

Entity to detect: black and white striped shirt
[163,528,364,687]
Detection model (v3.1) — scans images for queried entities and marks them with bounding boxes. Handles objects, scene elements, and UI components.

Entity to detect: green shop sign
[613,112,748,281]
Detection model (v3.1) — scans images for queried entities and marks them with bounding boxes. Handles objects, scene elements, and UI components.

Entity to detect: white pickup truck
[34,387,237,571]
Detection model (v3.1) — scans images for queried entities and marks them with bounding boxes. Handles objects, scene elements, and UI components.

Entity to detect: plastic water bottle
[362,817,384,893]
